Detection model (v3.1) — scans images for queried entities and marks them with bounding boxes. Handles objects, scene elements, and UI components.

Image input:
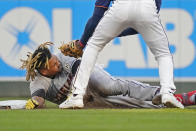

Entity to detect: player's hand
[59,40,83,58]
[25,99,39,109]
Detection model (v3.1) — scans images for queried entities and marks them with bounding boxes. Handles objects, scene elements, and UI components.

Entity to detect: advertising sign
[0,0,195,81]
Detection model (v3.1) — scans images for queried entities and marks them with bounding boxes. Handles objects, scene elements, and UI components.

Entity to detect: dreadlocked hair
[20,42,53,81]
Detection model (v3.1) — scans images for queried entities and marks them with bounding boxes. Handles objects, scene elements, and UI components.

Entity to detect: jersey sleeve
[80,1,112,47]
[95,0,111,9]
[155,0,161,13]
[29,74,51,97]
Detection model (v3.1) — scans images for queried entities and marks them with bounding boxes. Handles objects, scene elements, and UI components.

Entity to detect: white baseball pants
[73,0,176,95]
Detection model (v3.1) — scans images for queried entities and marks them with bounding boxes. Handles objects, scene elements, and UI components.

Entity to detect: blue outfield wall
[0,0,196,81]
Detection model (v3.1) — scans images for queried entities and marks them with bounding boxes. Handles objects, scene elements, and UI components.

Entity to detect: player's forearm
[25,96,45,109]
[32,96,45,108]
[155,0,161,13]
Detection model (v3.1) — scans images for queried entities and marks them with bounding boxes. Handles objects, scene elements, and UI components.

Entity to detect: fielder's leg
[59,1,130,109]
[134,0,183,108]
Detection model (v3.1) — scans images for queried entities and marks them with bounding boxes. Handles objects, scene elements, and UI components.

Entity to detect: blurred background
[0,0,196,97]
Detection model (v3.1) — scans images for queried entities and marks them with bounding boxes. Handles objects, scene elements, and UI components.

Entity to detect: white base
[0,100,27,109]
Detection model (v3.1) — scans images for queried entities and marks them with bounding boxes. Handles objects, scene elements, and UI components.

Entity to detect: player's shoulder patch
[64,63,71,71]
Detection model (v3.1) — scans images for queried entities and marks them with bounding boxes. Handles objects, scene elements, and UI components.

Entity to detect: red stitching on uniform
[79,41,84,48]
[95,5,108,9]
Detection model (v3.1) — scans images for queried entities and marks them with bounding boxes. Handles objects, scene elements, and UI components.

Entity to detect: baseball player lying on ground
[9,42,195,109]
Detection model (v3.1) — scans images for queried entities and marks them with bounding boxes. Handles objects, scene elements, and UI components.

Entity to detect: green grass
[0,98,196,131]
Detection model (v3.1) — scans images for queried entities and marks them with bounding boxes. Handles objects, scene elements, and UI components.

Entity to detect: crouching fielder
[15,43,195,109]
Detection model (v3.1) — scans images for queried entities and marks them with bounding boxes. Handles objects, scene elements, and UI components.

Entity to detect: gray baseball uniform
[30,53,160,108]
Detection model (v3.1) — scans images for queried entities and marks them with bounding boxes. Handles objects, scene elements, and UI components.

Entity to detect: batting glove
[26,99,39,109]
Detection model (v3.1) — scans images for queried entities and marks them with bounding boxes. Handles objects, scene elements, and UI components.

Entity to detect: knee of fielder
[146,38,172,60]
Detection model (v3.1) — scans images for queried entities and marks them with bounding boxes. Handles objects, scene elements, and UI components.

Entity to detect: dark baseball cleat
[152,94,162,105]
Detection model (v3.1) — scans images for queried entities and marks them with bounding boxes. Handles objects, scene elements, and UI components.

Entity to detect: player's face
[40,55,62,77]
